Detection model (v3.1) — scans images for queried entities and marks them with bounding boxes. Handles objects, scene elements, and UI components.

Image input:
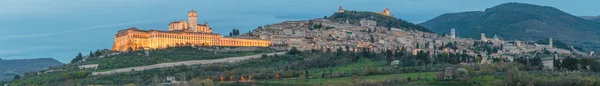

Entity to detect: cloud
[0,46,66,55]
[0,20,157,40]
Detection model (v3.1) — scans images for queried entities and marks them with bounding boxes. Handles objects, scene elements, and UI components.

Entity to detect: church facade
[112,10,270,51]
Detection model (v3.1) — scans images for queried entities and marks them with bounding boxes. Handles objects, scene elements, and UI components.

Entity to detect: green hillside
[9,47,600,86]
[10,47,467,85]
[327,11,432,32]
[581,16,600,23]
[69,47,277,71]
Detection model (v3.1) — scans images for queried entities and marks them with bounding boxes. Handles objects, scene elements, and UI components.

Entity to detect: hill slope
[420,2,600,51]
[328,11,432,32]
[0,58,63,81]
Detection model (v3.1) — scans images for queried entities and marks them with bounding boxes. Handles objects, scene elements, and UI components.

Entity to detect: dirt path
[92,52,286,75]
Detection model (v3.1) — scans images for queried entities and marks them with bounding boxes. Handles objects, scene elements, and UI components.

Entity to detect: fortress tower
[383,8,390,16]
[376,8,392,16]
[338,6,345,12]
[549,37,553,48]
[450,28,456,39]
[188,10,198,32]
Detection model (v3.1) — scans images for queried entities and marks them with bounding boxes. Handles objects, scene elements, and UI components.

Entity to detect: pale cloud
[0,20,157,40]
[0,46,66,55]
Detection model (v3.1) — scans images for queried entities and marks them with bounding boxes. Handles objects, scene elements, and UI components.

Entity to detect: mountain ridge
[0,58,63,81]
[580,15,600,23]
[420,2,600,51]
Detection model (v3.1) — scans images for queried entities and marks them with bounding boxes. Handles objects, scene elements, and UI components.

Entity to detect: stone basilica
[112,10,270,51]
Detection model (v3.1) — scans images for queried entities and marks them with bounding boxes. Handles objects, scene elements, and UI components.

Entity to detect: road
[92,52,286,75]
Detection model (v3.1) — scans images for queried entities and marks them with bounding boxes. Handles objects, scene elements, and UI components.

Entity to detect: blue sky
[1,0,599,63]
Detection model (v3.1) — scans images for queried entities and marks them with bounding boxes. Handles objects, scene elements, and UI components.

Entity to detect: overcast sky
[1,0,598,63]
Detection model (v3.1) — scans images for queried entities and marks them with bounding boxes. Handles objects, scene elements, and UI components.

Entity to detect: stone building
[450,28,456,39]
[338,6,345,13]
[112,10,270,51]
[168,10,212,33]
[360,19,377,29]
[377,8,391,16]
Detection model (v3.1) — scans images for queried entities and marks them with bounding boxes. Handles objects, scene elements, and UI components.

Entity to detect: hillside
[0,58,63,81]
[327,11,432,32]
[12,47,600,86]
[70,47,277,71]
[420,2,600,51]
[10,47,464,85]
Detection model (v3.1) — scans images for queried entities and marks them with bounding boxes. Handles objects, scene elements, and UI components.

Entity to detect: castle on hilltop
[377,8,391,16]
[112,10,270,51]
[337,6,392,16]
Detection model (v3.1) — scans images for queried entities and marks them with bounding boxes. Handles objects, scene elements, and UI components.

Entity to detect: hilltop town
[246,6,592,67]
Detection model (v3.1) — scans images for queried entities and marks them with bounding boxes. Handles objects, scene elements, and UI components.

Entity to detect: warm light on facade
[112,10,271,51]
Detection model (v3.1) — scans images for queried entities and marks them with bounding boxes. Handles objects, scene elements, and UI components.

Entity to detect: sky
[0,0,599,63]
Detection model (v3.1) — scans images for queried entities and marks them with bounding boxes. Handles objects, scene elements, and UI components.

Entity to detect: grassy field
[262,72,440,85]
[471,75,497,85]
[308,58,387,76]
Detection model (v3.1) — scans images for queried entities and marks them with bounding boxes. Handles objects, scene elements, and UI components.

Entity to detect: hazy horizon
[1,0,599,63]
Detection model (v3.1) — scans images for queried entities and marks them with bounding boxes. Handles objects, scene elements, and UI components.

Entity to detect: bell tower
[188,10,198,32]
[549,37,553,48]
[338,6,345,13]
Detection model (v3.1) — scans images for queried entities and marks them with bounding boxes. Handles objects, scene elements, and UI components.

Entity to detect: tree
[235,29,240,36]
[95,49,102,56]
[230,29,240,36]
[475,54,482,64]
[287,47,301,55]
[562,57,579,71]
[553,57,561,70]
[71,52,83,63]
[304,70,309,81]
[530,57,542,66]
[369,35,375,43]
[416,43,420,49]
[345,46,350,52]
[579,58,598,70]
[233,29,237,36]
[248,30,253,36]
[385,49,393,62]
[336,47,344,55]
[89,51,94,57]
[591,63,600,72]
[13,75,20,80]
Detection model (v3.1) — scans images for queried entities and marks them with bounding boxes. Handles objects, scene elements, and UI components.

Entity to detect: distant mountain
[580,16,600,23]
[0,58,63,81]
[327,11,432,32]
[420,2,600,51]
